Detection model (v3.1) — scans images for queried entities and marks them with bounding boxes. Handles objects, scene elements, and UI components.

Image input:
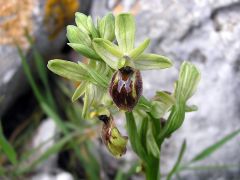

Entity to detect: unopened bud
[98,115,128,157]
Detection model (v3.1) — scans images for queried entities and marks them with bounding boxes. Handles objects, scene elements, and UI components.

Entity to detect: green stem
[145,157,160,180]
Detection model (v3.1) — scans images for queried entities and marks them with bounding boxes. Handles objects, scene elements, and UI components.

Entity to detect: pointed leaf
[191,129,240,163]
[129,39,150,59]
[134,53,173,70]
[47,59,90,82]
[68,43,101,60]
[167,140,186,180]
[75,12,89,35]
[98,13,115,41]
[72,81,87,102]
[66,25,91,47]
[93,38,123,70]
[0,122,17,165]
[115,13,135,52]
[146,122,160,158]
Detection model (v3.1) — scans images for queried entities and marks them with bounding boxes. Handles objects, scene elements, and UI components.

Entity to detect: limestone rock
[91,0,240,179]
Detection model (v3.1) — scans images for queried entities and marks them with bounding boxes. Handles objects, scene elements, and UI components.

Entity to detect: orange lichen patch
[0,0,35,49]
[113,0,141,15]
[44,0,79,40]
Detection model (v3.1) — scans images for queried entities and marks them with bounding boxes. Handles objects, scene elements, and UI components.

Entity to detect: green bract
[47,12,201,179]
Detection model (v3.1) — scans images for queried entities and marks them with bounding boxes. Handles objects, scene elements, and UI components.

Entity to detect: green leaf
[98,13,115,41]
[75,12,89,35]
[87,16,99,38]
[134,53,173,70]
[190,129,240,163]
[115,13,135,52]
[139,117,148,150]
[78,61,109,88]
[0,121,18,165]
[17,131,78,174]
[93,38,123,70]
[146,123,160,158]
[72,81,87,102]
[129,39,150,59]
[47,59,90,82]
[67,43,101,60]
[66,25,91,47]
[167,139,186,180]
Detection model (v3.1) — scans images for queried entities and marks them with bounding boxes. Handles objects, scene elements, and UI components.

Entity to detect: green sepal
[115,13,135,52]
[66,25,91,47]
[68,43,101,60]
[87,16,99,38]
[75,12,89,35]
[98,13,115,41]
[134,53,173,70]
[47,59,90,82]
[92,38,123,70]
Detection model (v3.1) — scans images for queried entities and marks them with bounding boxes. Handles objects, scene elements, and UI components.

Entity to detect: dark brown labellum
[109,66,142,111]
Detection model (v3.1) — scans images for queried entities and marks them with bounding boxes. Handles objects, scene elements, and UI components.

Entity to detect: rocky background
[0,0,240,179]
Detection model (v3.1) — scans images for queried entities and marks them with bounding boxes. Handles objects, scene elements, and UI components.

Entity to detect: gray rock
[0,0,92,116]
[91,0,240,179]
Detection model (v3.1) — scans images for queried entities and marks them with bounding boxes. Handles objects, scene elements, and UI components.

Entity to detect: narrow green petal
[129,39,150,59]
[115,13,135,52]
[134,53,173,70]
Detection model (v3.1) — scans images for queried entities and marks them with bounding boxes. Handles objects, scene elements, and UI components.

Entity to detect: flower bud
[98,115,128,158]
[109,66,142,111]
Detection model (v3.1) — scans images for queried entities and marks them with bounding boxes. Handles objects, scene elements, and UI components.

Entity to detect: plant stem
[145,157,161,180]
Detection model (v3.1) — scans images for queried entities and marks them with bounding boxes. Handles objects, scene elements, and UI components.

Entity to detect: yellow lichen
[44,0,79,40]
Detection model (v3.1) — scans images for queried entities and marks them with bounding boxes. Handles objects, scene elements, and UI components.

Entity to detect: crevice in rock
[211,1,240,32]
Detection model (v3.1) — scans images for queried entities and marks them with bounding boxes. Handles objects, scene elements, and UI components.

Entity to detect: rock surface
[0,0,92,116]
[91,0,240,179]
